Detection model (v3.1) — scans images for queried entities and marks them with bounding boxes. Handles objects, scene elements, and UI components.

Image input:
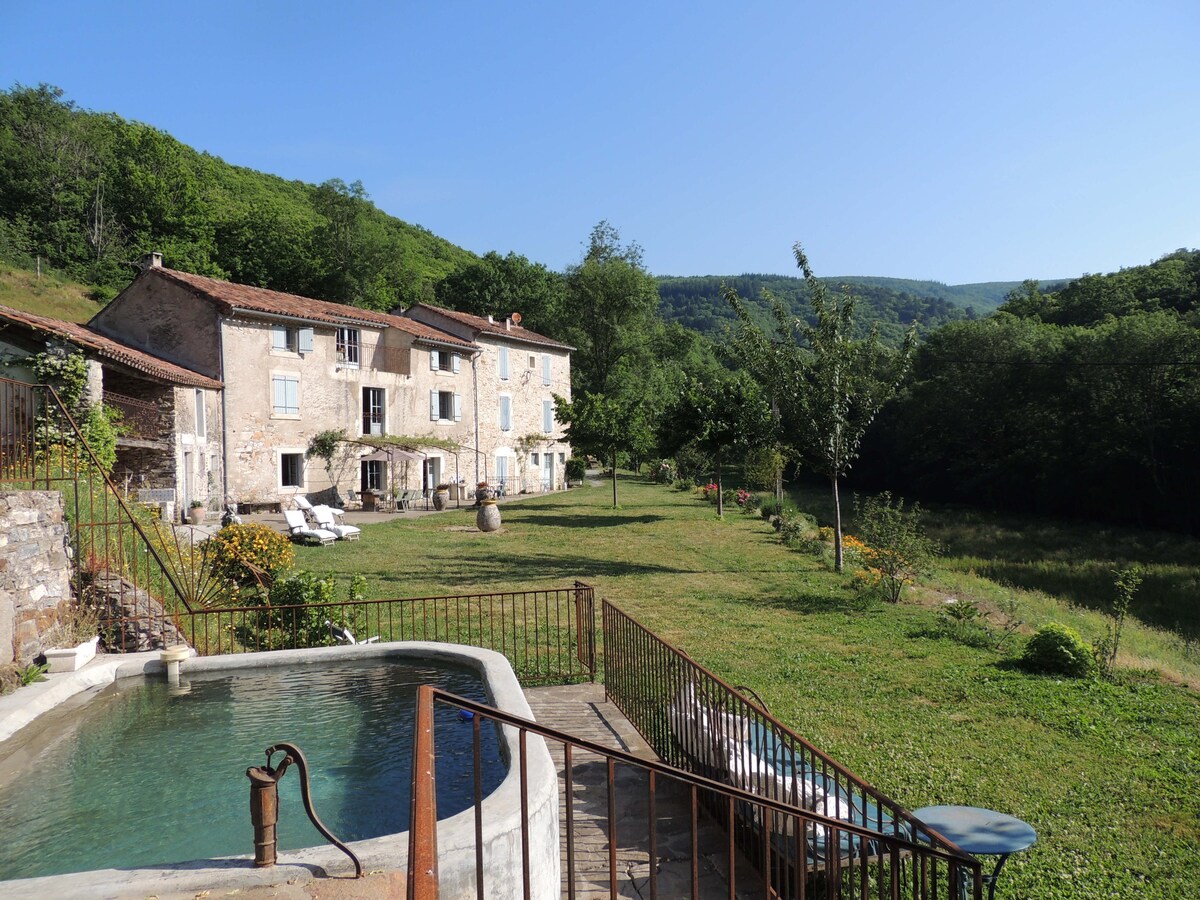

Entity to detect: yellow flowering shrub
[207,524,294,587]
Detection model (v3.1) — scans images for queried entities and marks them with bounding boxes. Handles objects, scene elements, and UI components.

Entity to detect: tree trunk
[831,474,844,573]
[611,450,618,507]
[716,450,723,518]
[775,464,783,504]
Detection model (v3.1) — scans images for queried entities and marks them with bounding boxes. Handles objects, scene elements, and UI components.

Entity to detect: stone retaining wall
[0,491,72,665]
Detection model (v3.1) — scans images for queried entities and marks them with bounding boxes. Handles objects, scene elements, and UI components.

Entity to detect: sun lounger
[313,505,361,541]
[283,509,336,545]
[324,620,380,645]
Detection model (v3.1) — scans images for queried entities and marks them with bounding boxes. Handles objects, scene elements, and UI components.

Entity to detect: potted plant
[188,499,207,525]
[474,481,491,505]
[433,483,451,510]
[41,602,101,673]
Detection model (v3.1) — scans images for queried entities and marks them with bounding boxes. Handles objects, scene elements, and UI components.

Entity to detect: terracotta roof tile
[151,268,476,349]
[406,303,574,350]
[0,304,223,389]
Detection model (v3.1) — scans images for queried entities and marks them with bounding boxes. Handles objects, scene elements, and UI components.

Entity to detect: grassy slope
[0,261,100,322]
[295,476,1199,900]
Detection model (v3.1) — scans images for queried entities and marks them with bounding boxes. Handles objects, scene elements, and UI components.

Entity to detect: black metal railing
[602,599,982,899]
[409,685,983,900]
[103,390,164,439]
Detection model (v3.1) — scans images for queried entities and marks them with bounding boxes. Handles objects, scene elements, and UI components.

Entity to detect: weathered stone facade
[0,491,72,665]
[89,572,186,652]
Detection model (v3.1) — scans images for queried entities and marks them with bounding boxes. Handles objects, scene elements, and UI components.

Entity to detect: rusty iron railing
[0,376,192,649]
[601,599,982,899]
[167,582,597,684]
[103,390,163,439]
[409,685,984,900]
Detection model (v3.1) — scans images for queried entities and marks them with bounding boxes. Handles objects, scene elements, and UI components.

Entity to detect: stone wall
[0,491,72,665]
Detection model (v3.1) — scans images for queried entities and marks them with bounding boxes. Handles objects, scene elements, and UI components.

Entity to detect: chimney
[139,251,163,270]
[487,315,494,324]
[505,317,512,331]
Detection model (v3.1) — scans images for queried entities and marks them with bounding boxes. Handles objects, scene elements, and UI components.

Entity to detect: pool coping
[1,642,560,899]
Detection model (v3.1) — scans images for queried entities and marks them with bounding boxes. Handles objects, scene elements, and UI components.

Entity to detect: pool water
[0,658,505,881]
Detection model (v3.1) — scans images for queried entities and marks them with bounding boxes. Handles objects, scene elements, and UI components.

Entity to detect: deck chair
[325,620,380,645]
[294,495,344,522]
[283,509,336,545]
[313,505,361,541]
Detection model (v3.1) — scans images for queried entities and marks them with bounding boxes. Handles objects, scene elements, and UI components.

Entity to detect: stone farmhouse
[69,254,575,510]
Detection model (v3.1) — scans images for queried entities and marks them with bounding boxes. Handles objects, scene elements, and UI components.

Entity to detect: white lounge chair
[313,505,361,541]
[294,495,344,522]
[283,509,337,545]
[325,620,380,645]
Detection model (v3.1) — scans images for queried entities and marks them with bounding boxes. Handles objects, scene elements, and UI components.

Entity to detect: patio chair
[312,505,361,541]
[282,509,337,546]
[324,620,380,645]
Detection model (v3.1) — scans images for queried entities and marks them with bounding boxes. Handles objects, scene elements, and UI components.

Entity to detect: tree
[660,370,772,516]
[435,251,565,337]
[727,243,915,571]
[563,221,660,395]
[553,392,643,507]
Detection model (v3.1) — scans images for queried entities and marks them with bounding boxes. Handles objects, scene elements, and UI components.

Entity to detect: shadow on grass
[735,589,874,615]
[513,513,666,528]
[364,549,688,586]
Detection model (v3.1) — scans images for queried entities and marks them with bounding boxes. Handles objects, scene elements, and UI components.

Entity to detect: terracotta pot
[188,506,206,525]
[476,499,501,532]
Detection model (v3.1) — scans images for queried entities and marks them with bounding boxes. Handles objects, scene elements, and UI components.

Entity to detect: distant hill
[0,260,99,322]
[656,273,1066,344]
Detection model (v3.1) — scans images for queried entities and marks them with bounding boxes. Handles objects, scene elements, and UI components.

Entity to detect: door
[543,452,554,491]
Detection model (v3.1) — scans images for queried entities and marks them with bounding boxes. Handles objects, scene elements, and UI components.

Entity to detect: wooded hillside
[0,84,474,310]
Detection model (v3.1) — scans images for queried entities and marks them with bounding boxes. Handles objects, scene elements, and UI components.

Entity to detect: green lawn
[295,475,1199,899]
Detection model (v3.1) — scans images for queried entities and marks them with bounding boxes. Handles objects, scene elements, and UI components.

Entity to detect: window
[281,453,304,488]
[363,387,384,435]
[499,395,512,431]
[499,346,509,380]
[271,325,314,353]
[194,389,206,439]
[542,399,553,433]
[272,375,300,415]
[361,459,382,491]
[542,354,551,386]
[531,452,539,466]
[529,354,537,368]
[430,389,462,422]
[496,454,509,487]
[337,328,361,367]
[430,349,461,373]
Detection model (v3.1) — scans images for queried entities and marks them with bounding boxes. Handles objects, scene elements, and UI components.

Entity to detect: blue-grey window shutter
[430,389,438,421]
[543,399,553,433]
[451,353,460,373]
[499,347,509,380]
[430,350,440,371]
[453,393,462,422]
[298,328,314,353]
[542,354,551,385]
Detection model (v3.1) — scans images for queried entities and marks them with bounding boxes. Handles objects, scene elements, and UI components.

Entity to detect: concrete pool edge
[1,642,560,900]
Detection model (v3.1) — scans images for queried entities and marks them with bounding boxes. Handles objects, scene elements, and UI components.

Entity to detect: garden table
[913,805,1036,900]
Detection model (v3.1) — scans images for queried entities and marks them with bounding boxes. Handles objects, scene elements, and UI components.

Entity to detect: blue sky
[3,1,1197,283]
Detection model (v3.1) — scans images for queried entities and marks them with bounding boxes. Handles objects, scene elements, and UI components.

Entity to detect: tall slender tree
[727,242,915,571]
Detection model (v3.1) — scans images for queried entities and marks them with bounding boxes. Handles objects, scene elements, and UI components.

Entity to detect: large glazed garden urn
[476,498,501,532]
[433,487,449,511]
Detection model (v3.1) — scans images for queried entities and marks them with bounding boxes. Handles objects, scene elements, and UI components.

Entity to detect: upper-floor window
[337,328,361,367]
[528,354,537,368]
[194,389,206,439]
[499,395,513,432]
[543,399,554,433]
[542,353,551,385]
[272,375,300,416]
[363,387,385,435]
[498,346,509,380]
[430,349,461,373]
[271,324,314,354]
[430,389,462,422]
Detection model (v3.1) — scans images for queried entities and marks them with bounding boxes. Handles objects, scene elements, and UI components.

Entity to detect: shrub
[1021,624,1096,677]
[565,456,587,484]
[207,524,295,588]
[853,492,939,603]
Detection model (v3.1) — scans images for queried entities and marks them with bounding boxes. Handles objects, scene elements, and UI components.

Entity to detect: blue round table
[914,805,1036,900]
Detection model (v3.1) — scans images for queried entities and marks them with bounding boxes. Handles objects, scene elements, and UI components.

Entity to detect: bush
[853,492,939,603]
[207,524,295,588]
[565,456,587,484]
[1021,624,1096,677]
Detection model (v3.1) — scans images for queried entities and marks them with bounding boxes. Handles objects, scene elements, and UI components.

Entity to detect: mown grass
[294,475,1199,899]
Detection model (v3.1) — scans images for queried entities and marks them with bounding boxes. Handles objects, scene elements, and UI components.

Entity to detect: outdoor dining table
[913,805,1036,900]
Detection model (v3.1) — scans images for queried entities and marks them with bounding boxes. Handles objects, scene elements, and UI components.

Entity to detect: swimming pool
[0,643,559,899]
